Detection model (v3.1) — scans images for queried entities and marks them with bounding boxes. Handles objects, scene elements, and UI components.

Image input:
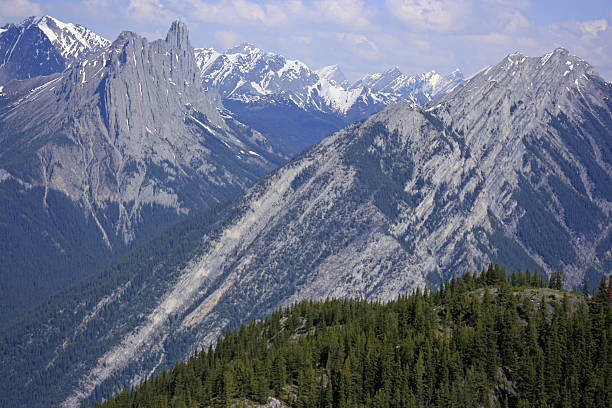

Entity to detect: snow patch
[541,52,553,65]
[189,115,216,135]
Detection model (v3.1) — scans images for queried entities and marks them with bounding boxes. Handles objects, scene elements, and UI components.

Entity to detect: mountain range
[0,15,464,326]
[196,43,463,154]
[0,20,283,324]
[1,33,610,407]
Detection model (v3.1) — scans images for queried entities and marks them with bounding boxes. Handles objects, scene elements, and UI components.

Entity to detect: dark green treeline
[97,265,612,407]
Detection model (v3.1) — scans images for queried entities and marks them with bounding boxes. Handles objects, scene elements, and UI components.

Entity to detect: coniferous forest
[96,265,612,408]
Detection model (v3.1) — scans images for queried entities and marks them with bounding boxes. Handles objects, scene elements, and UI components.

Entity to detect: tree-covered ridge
[97,265,612,408]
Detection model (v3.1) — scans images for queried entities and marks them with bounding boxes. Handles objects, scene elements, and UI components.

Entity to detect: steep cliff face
[1,48,610,408]
[0,22,283,323]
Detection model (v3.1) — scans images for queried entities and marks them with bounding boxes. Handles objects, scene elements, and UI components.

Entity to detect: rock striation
[1,48,611,408]
[0,21,283,323]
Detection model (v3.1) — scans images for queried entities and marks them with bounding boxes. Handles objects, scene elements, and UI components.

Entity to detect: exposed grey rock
[2,48,610,408]
[0,20,282,244]
[0,21,283,324]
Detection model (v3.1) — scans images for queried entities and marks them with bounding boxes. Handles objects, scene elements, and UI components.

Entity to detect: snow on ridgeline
[35,16,110,63]
[1,15,110,66]
[194,43,464,116]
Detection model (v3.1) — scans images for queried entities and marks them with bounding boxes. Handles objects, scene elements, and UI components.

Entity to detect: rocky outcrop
[1,48,610,408]
[0,22,283,324]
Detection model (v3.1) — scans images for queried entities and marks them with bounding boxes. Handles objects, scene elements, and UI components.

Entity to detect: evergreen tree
[95,266,612,408]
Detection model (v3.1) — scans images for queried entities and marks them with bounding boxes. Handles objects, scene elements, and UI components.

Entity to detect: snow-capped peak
[225,42,259,55]
[0,15,110,84]
[28,15,109,63]
[194,47,221,74]
[196,41,464,116]
[315,64,349,89]
[195,43,319,99]
[351,66,464,104]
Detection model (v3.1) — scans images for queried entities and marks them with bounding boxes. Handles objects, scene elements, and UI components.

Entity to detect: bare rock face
[1,20,282,243]
[0,22,283,323]
[1,48,611,408]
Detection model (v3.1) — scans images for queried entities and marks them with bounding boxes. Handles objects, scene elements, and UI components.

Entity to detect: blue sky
[1,0,611,81]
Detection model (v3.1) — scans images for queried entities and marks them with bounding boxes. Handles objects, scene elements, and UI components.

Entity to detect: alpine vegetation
[1,45,610,408]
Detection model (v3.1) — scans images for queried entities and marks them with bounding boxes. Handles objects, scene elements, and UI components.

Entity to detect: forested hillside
[97,265,612,408]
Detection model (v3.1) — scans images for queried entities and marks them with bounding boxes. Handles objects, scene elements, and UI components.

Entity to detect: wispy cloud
[5,0,611,81]
[214,30,239,49]
[126,0,175,22]
[0,0,41,21]
[385,0,470,32]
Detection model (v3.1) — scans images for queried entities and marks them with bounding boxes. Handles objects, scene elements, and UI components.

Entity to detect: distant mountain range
[0,16,463,157]
[196,43,463,154]
[1,41,610,408]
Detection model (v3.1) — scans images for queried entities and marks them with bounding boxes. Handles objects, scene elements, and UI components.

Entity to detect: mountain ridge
[0,20,283,324]
[196,42,463,113]
[0,15,109,84]
[1,46,610,408]
[195,43,463,154]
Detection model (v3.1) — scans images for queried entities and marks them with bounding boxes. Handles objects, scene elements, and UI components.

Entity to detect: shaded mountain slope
[0,48,610,407]
[0,15,109,84]
[0,22,283,323]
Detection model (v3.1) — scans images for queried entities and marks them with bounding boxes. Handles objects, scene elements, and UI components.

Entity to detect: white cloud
[386,0,470,32]
[414,39,430,50]
[170,0,371,30]
[578,19,608,38]
[172,0,285,26]
[0,0,41,20]
[127,0,173,22]
[313,0,370,29]
[293,35,313,45]
[336,32,379,60]
[214,30,238,48]
[504,10,529,33]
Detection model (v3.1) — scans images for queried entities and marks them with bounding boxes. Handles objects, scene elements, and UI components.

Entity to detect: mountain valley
[0,38,610,408]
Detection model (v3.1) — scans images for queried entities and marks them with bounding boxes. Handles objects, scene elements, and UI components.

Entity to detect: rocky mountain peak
[440,47,601,123]
[113,30,140,44]
[446,68,463,81]
[0,15,109,84]
[0,20,284,335]
[316,64,349,88]
[386,66,402,76]
[165,20,190,49]
[0,20,281,245]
